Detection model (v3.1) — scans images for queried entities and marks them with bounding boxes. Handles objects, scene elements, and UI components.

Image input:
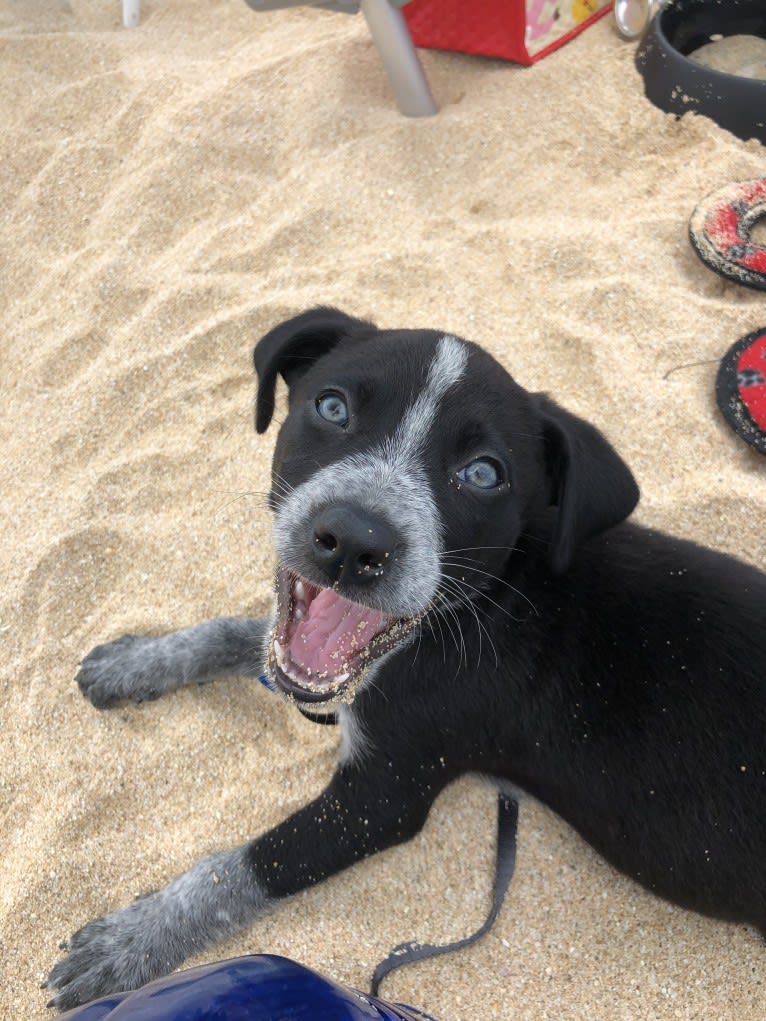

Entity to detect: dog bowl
[635,0,766,144]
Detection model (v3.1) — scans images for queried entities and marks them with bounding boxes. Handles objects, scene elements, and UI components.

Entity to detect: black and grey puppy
[47,307,766,1010]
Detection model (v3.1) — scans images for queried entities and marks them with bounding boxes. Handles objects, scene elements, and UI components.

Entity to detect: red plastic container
[403,0,614,65]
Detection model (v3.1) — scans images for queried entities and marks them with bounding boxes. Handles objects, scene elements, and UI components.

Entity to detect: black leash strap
[284,690,521,998]
[370,792,519,998]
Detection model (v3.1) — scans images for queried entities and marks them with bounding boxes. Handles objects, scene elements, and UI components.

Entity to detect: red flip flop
[689,179,766,292]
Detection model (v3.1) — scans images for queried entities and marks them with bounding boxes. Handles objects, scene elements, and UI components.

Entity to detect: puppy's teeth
[295,606,303,620]
[295,580,305,601]
[335,672,350,683]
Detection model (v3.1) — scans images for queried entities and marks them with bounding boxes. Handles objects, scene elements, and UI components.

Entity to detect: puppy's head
[254,307,639,705]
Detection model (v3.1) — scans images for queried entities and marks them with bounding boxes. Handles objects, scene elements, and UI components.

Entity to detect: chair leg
[360,0,437,116]
[122,0,141,27]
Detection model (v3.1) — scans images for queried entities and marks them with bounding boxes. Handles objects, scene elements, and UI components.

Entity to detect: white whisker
[439,558,539,617]
[437,584,492,669]
[425,591,467,674]
[437,576,499,670]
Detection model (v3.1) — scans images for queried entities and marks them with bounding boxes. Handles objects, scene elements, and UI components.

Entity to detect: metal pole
[360,0,437,116]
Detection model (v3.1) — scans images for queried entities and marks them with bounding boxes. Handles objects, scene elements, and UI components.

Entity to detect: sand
[1,2,765,1018]
[690,34,766,80]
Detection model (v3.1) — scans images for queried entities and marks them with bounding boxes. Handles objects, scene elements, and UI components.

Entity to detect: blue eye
[316,392,349,427]
[457,458,503,490]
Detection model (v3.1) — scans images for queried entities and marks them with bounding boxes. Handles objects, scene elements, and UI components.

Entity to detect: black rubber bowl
[636,0,766,145]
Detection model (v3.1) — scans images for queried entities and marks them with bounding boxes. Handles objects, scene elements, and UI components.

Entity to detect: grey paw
[45,848,257,1010]
[76,635,165,709]
[44,896,178,1011]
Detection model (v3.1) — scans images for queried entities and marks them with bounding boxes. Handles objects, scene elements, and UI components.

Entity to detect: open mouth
[268,567,420,703]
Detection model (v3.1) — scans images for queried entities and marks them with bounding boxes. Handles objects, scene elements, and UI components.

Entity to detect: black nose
[311,504,398,586]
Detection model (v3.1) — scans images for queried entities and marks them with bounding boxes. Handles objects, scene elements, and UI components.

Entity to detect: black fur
[47,308,765,1010]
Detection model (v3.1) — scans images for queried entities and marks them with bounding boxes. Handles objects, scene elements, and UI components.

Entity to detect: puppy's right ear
[253,307,376,433]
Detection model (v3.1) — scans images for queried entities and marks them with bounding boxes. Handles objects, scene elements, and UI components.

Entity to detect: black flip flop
[716,328,766,456]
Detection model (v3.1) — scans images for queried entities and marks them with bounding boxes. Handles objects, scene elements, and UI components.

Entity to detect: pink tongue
[289,588,388,678]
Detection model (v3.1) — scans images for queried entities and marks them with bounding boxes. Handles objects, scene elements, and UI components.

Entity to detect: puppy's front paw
[45,894,179,1011]
[46,849,256,1010]
[77,635,166,708]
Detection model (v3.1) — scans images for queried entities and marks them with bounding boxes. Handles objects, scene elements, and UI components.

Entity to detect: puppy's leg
[77,617,269,708]
[46,843,263,1011]
[46,757,437,1010]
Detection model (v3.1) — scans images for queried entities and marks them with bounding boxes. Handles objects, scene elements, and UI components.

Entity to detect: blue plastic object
[57,954,439,1021]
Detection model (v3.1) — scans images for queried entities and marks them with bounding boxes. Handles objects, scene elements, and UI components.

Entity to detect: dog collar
[258,672,339,726]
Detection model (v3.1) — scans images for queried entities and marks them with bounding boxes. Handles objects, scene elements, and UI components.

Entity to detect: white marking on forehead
[386,335,469,462]
[273,335,469,616]
[428,335,470,396]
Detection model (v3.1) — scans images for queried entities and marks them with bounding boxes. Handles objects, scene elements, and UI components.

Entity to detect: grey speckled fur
[76,617,270,708]
[46,847,269,1008]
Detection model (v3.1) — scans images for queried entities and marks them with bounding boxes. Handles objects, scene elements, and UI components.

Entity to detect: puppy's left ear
[538,396,640,573]
[254,307,376,433]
